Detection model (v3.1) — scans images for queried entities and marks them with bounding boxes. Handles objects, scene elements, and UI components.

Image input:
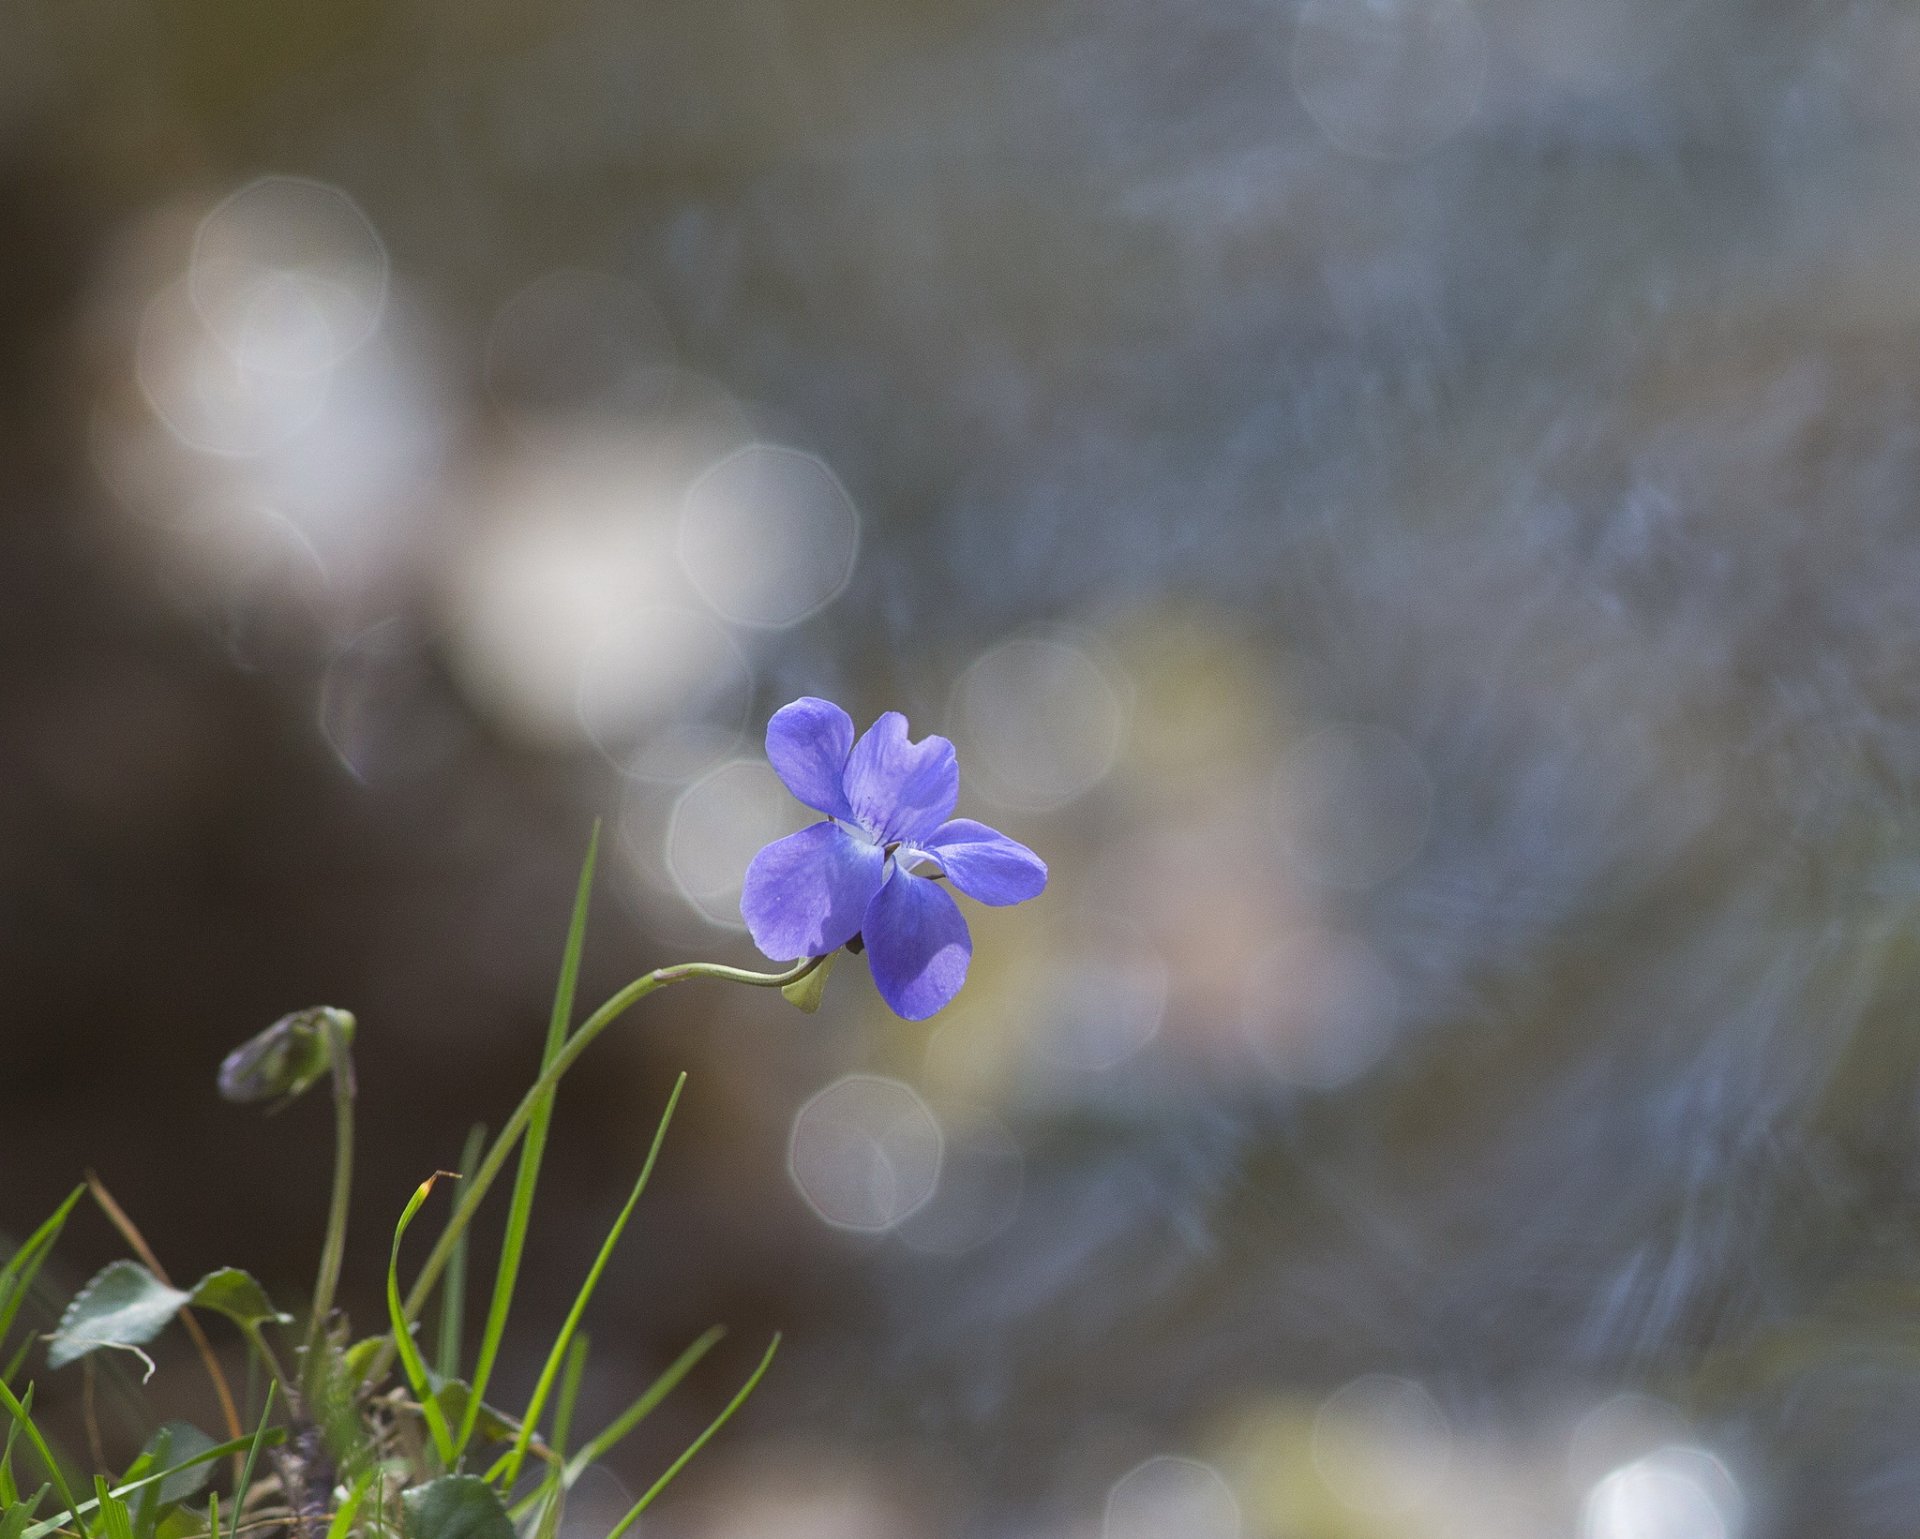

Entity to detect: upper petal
[740,821,885,961]
[862,869,972,1020]
[924,819,1048,906]
[765,697,855,819]
[842,711,959,843]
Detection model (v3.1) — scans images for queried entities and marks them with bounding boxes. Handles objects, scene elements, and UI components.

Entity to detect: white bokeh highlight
[665,759,798,928]
[679,443,860,628]
[1104,1456,1240,1539]
[952,636,1127,811]
[1273,723,1434,890]
[1239,928,1399,1089]
[575,606,752,781]
[1292,0,1488,159]
[1312,1374,1454,1516]
[788,1075,945,1233]
[1584,1447,1742,1539]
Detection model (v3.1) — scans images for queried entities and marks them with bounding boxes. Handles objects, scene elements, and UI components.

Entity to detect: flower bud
[217,1007,356,1104]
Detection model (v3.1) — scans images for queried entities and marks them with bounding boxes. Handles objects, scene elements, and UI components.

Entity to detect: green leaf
[186,1272,290,1333]
[47,1263,188,1371]
[780,953,836,1013]
[134,1425,216,1507]
[338,1335,385,1383]
[216,1008,356,1106]
[424,1379,522,1447]
[401,1477,516,1539]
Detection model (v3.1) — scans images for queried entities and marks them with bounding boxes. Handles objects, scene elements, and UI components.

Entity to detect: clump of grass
[3,828,819,1539]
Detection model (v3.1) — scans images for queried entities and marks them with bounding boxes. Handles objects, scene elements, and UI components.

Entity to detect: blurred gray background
[5,0,1920,1534]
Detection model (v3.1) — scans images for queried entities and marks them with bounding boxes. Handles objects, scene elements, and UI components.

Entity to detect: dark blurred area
[8,0,1920,1533]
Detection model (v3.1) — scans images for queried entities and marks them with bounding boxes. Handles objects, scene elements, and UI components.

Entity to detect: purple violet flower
[740,697,1048,1019]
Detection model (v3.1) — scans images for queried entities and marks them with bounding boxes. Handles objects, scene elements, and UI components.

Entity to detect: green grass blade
[600,1336,780,1539]
[388,1177,458,1468]
[497,1074,685,1490]
[228,1384,276,1528]
[0,1383,30,1506]
[551,1334,588,1461]
[560,1325,727,1487]
[435,1123,487,1384]
[0,1375,85,1537]
[90,1480,131,1539]
[323,1470,375,1539]
[0,1187,85,1376]
[456,826,600,1460]
[206,1493,217,1539]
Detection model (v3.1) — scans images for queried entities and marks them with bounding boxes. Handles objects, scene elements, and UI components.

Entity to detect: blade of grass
[601,1336,780,1539]
[90,1480,131,1539]
[207,1493,218,1539]
[322,1470,374,1539]
[0,1375,86,1537]
[561,1326,727,1487]
[0,1188,84,1376]
[454,827,599,1460]
[0,1384,31,1507]
[434,1123,487,1384]
[550,1334,588,1462]
[372,950,823,1388]
[496,1075,686,1490]
[387,1175,457,1468]
[228,1385,276,1526]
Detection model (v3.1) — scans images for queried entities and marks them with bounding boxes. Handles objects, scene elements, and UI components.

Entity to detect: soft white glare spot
[485,268,675,434]
[1035,923,1168,1072]
[441,442,680,748]
[1273,723,1433,889]
[1584,1447,1741,1539]
[679,443,860,628]
[575,606,752,781]
[897,1114,1025,1256]
[788,1075,944,1233]
[190,177,388,375]
[1104,1456,1240,1539]
[317,621,464,783]
[952,637,1127,811]
[1291,0,1488,159]
[1240,929,1398,1089]
[137,277,331,456]
[665,759,797,928]
[1312,1375,1453,1516]
[1568,1395,1698,1489]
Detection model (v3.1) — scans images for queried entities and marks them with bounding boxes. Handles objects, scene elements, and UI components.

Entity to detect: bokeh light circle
[1291,0,1488,159]
[665,759,799,928]
[952,636,1127,811]
[1583,1447,1740,1539]
[1240,928,1398,1089]
[679,443,860,628]
[1104,1456,1240,1539]
[1273,723,1433,890]
[575,606,752,781]
[788,1075,944,1233]
[1312,1374,1453,1515]
[190,176,389,376]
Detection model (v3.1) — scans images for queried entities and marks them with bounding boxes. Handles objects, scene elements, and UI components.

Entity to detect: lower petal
[862,870,972,1020]
[740,822,885,960]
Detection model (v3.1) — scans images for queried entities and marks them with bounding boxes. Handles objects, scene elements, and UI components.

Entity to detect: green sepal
[780,954,835,1013]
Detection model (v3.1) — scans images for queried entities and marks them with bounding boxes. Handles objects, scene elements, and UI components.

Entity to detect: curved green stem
[302,1014,355,1406]
[359,954,821,1388]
